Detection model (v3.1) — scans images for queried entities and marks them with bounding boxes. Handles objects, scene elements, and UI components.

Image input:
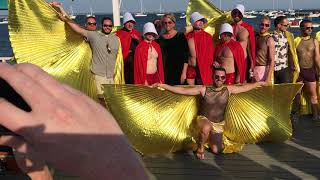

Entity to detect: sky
[52,0,320,14]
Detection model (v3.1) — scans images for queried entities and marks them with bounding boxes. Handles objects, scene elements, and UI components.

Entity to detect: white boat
[156,1,164,17]
[135,0,147,17]
[69,6,76,20]
[308,12,320,18]
[244,13,257,19]
[86,7,95,17]
[179,13,186,19]
[86,0,95,18]
[0,17,8,24]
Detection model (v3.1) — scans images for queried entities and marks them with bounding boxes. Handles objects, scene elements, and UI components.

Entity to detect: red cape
[232,21,256,68]
[214,39,246,83]
[134,41,165,84]
[186,30,214,85]
[116,28,142,60]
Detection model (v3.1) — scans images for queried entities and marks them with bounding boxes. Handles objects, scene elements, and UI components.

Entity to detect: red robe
[186,30,215,85]
[232,21,256,68]
[134,41,165,84]
[214,39,246,83]
[116,28,142,60]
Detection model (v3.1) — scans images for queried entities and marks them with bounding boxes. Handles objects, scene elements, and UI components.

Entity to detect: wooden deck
[51,115,320,180]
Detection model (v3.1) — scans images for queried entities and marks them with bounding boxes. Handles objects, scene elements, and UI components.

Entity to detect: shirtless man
[254,16,275,83]
[156,67,266,159]
[185,12,214,85]
[214,23,246,84]
[231,4,256,82]
[134,22,165,85]
[295,20,320,121]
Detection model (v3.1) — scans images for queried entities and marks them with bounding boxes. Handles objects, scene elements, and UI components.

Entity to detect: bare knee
[310,95,318,104]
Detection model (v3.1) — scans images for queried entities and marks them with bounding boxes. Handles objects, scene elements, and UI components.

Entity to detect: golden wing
[225,84,302,148]
[103,85,199,154]
[103,84,302,154]
[186,0,232,43]
[8,0,97,99]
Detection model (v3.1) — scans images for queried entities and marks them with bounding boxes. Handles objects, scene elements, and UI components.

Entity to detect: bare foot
[195,147,205,160]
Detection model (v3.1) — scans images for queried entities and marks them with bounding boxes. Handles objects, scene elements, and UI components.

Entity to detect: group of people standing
[50,2,320,159]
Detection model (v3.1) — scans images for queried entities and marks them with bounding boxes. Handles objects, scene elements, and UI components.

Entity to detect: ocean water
[1,13,320,57]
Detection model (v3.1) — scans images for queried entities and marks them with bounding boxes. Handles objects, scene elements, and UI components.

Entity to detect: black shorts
[297,67,317,82]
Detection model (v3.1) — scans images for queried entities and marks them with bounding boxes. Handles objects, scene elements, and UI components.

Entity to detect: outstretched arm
[50,2,88,38]
[157,84,206,96]
[227,81,267,94]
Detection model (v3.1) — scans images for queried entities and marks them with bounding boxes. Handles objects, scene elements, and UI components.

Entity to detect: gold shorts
[196,115,225,134]
[94,75,114,97]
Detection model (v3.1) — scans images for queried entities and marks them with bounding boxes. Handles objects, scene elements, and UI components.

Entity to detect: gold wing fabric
[186,0,232,43]
[8,0,97,99]
[286,31,300,83]
[103,84,302,154]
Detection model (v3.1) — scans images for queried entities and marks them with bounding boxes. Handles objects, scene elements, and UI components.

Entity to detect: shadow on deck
[143,115,320,180]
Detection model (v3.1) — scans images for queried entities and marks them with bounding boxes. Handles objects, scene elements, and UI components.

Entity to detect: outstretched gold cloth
[186,0,232,43]
[103,84,302,154]
[8,0,125,100]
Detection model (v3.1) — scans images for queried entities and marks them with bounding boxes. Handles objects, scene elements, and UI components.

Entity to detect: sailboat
[86,0,95,18]
[156,1,164,16]
[135,0,147,17]
[69,6,76,20]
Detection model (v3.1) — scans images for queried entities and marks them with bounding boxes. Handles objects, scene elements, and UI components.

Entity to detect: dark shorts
[274,67,292,84]
[297,67,317,82]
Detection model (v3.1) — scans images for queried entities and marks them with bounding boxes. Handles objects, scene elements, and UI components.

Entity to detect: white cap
[233,4,245,16]
[123,12,136,25]
[143,22,158,37]
[219,23,233,35]
[190,12,207,25]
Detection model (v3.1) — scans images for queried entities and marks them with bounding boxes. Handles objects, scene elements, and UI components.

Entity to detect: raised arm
[227,81,266,94]
[157,84,206,96]
[50,2,88,38]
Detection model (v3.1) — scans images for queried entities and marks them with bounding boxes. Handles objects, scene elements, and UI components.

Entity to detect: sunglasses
[303,26,313,30]
[87,22,97,26]
[163,21,173,25]
[260,23,270,27]
[103,24,113,28]
[281,24,289,27]
[214,75,226,80]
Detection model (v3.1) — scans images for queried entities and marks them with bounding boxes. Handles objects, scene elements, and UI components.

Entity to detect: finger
[0,64,54,109]
[0,98,31,133]
[16,64,78,107]
[0,136,27,154]
[62,84,100,108]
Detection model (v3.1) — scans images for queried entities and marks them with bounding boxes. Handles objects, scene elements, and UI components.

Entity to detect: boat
[86,6,95,18]
[156,1,164,17]
[244,12,257,19]
[0,17,8,24]
[69,6,76,20]
[86,0,95,18]
[308,12,320,18]
[135,0,147,17]
[179,12,186,19]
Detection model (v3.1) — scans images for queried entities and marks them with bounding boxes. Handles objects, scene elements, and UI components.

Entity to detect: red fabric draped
[186,30,215,85]
[134,41,165,84]
[214,39,246,83]
[116,29,142,60]
[232,22,256,68]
